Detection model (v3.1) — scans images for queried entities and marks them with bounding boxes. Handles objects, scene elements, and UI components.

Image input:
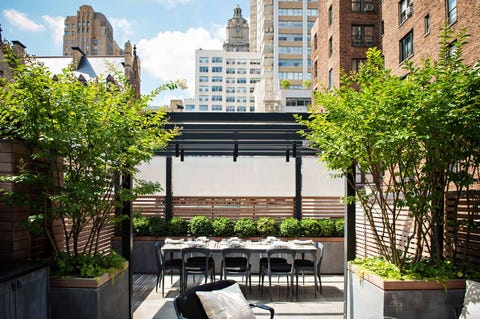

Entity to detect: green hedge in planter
[132,213,150,236]
[256,217,278,237]
[279,217,301,237]
[318,219,335,237]
[234,218,257,238]
[189,216,213,236]
[335,218,344,236]
[150,217,167,236]
[301,218,322,237]
[212,217,235,237]
[168,217,189,236]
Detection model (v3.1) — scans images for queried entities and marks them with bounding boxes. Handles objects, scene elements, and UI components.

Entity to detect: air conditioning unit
[406,5,413,17]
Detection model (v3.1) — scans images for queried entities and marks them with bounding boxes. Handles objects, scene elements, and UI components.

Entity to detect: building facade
[223,5,250,52]
[311,0,480,92]
[63,5,123,57]
[193,49,261,112]
[382,0,480,76]
[250,0,318,112]
[311,0,381,91]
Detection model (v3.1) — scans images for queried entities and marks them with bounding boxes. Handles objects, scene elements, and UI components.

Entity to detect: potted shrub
[256,217,278,237]
[234,217,257,238]
[0,51,183,318]
[150,217,168,237]
[318,219,335,237]
[212,217,235,237]
[298,28,480,319]
[279,217,301,238]
[300,218,321,237]
[189,216,213,237]
[168,217,189,237]
[334,218,344,237]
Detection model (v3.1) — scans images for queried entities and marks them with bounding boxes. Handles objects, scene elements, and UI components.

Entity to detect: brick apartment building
[312,0,480,90]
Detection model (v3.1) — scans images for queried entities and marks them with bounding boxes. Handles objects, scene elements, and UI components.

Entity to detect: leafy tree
[298,27,480,272]
[0,51,183,259]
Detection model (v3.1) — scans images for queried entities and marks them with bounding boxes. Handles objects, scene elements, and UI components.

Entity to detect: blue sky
[0,0,250,106]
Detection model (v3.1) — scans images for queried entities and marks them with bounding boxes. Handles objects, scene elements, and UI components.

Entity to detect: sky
[0,0,250,106]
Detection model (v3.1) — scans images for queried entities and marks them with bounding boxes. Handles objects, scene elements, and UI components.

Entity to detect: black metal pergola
[121,112,356,318]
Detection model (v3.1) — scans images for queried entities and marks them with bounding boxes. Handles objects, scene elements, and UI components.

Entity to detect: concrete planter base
[347,264,465,319]
[49,262,129,319]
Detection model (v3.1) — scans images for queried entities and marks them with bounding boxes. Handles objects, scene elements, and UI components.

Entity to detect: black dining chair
[181,247,215,291]
[294,242,324,297]
[174,279,274,319]
[260,248,296,301]
[154,241,183,297]
[221,248,252,293]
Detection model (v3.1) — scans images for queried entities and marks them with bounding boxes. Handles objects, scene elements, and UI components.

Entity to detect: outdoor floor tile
[133,274,344,319]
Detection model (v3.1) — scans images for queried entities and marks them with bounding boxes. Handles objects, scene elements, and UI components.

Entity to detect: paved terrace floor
[133,274,345,319]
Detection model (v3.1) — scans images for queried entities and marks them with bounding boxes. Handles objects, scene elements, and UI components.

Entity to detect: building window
[212,86,222,92]
[226,59,235,65]
[185,104,195,111]
[226,87,235,93]
[237,78,247,83]
[381,20,384,36]
[199,66,208,72]
[226,78,235,83]
[250,59,260,65]
[250,68,261,74]
[328,69,333,89]
[424,14,430,35]
[212,76,223,82]
[279,72,303,80]
[279,34,303,41]
[351,58,366,72]
[286,98,311,107]
[212,66,223,72]
[212,105,222,111]
[237,87,247,93]
[212,95,223,101]
[237,59,247,65]
[236,97,247,103]
[250,78,260,84]
[199,105,208,111]
[279,46,303,54]
[199,56,209,63]
[352,0,375,12]
[199,95,208,102]
[237,68,247,74]
[278,59,303,67]
[249,106,255,112]
[352,25,375,47]
[226,97,235,102]
[400,30,414,62]
[212,57,223,63]
[226,106,235,112]
[227,68,235,74]
[448,42,457,57]
[199,85,208,92]
[328,5,333,26]
[237,106,247,112]
[399,0,413,24]
[447,0,457,24]
[329,37,333,57]
[199,76,208,82]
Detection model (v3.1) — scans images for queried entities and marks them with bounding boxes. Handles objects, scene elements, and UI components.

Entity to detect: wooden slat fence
[131,195,344,220]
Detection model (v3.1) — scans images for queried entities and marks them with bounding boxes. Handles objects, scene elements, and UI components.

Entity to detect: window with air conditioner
[399,0,413,24]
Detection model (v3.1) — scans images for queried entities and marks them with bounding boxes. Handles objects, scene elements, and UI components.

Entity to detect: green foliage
[300,218,321,237]
[279,217,301,237]
[234,218,257,238]
[168,217,188,236]
[280,79,291,89]
[132,213,150,236]
[212,217,235,237]
[51,250,126,278]
[351,257,480,282]
[334,218,345,236]
[189,216,213,237]
[318,219,335,237]
[0,52,183,259]
[149,217,167,236]
[256,217,278,237]
[297,27,480,270]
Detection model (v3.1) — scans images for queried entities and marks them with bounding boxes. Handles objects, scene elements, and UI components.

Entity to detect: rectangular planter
[347,264,465,319]
[49,262,129,319]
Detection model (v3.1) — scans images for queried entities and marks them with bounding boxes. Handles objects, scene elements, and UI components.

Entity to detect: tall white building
[192,6,261,112]
[251,0,318,112]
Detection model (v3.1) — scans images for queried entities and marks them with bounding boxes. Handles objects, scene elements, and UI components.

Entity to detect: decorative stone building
[223,5,250,52]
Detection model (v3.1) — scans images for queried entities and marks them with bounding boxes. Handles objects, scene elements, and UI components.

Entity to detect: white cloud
[137,27,223,103]
[110,17,135,46]
[3,9,45,32]
[41,15,65,48]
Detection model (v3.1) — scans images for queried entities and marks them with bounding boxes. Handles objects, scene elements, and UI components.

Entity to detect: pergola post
[344,163,356,319]
[295,154,302,219]
[165,156,173,220]
[120,173,133,319]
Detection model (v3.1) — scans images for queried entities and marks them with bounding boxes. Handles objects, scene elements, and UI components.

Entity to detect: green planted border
[128,215,345,238]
